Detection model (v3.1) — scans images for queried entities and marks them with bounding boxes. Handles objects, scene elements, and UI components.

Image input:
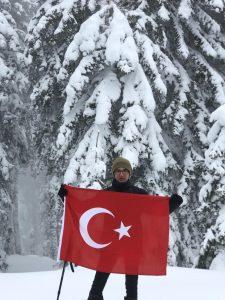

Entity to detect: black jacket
[105,179,183,214]
[105,178,148,194]
[58,180,183,213]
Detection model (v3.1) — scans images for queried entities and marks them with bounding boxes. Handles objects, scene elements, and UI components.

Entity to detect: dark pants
[89,271,138,298]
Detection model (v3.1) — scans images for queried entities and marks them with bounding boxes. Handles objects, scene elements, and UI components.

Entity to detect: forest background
[1,0,225,272]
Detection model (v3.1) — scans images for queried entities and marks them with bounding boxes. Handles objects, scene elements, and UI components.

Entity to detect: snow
[83,71,121,124]
[195,55,225,105]
[17,168,47,255]
[1,255,225,300]
[11,0,225,274]
[146,117,167,172]
[63,9,103,62]
[121,65,155,113]
[52,0,79,35]
[158,4,170,21]
[153,44,179,77]
[208,0,224,11]
[188,22,218,58]
[128,10,157,32]
[213,41,225,59]
[57,4,141,156]
[135,31,167,95]
[62,3,138,75]
[210,251,225,271]
[178,0,192,19]
[121,105,148,140]
[197,7,221,34]
[105,5,138,73]
[0,10,20,71]
[210,104,225,127]
[173,22,189,59]
[0,11,16,37]
[0,144,12,180]
[0,56,11,79]
[6,255,57,273]
[64,124,108,186]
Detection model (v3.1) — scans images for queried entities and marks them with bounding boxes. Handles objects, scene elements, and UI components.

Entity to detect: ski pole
[70,262,75,272]
[56,261,67,300]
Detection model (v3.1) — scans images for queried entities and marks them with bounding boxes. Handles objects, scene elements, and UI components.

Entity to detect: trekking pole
[56,261,67,300]
[70,262,75,272]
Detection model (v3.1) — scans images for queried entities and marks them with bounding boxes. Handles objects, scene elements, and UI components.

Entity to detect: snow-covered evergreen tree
[26,0,177,258]
[197,104,225,268]
[0,0,36,271]
[135,0,225,267]
[25,0,93,257]
[26,0,225,267]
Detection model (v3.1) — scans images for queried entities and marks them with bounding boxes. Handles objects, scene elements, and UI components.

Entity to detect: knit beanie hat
[112,157,132,174]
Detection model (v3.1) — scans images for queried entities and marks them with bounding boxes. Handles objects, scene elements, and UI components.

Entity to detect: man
[58,157,183,300]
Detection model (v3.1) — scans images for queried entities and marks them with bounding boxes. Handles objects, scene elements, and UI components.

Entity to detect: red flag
[59,185,169,275]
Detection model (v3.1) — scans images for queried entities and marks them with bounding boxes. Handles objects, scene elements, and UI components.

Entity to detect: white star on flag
[114,222,132,240]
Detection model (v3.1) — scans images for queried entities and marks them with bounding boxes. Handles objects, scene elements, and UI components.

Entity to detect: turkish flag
[59,185,169,275]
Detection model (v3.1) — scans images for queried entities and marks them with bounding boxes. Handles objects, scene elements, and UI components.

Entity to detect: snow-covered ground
[1,255,225,300]
[6,255,57,273]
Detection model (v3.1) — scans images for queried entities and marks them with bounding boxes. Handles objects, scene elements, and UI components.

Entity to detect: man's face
[114,168,130,183]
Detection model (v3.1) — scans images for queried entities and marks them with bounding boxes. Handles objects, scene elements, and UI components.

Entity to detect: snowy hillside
[1,255,225,300]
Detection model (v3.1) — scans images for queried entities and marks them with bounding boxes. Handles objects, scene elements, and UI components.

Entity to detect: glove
[169,194,183,213]
[170,193,183,204]
[58,184,68,202]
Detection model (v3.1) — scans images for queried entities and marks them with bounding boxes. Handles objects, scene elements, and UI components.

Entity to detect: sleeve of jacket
[139,188,149,195]
[58,184,68,203]
[132,186,149,195]
[169,194,183,214]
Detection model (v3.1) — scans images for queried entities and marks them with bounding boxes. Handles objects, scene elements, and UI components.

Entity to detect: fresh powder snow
[1,255,225,300]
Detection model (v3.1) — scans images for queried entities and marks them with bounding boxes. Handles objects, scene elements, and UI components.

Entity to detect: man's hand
[169,194,183,214]
[58,184,68,202]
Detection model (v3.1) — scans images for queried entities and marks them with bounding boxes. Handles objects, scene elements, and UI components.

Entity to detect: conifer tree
[0,0,35,270]
[26,0,225,267]
[197,104,225,268]
[25,0,95,257]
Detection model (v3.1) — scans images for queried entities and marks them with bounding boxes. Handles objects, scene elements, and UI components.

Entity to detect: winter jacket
[58,180,183,213]
[105,179,183,214]
[105,178,148,194]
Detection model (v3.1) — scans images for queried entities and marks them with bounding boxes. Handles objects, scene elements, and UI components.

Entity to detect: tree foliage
[23,0,225,267]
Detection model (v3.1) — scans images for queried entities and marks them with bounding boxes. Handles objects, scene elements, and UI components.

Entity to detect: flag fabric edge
[58,185,169,275]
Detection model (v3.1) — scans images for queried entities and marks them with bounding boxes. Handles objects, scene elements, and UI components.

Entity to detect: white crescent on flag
[79,207,114,249]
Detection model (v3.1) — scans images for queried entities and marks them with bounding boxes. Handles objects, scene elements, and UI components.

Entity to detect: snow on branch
[0,145,13,181]
[105,5,138,72]
[135,31,167,95]
[153,43,179,79]
[197,6,221,34]
[158,4,170,21]
[204,0,224,12]
[171,17,189,59]
[187,21,217,58]
[193,55,225,105]
[127,9,158,33]
[210,104,225,128]
[64,124,108,187]
[63,54,102,115]
[61,8,105,67]
[178,0,193,20]
[115,65,164,169]
[57,4,140,156]
[0,11,20,52]
[199,104,225,209]
[0,57,12,80]
[145,116,167,173]
[84,71,121,124]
